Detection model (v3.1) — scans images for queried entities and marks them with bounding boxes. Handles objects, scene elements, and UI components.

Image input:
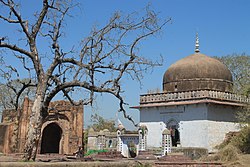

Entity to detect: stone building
[132,35,249,152]
[87,123,148,158]
[0,97,83,154]
[87,128,117,151]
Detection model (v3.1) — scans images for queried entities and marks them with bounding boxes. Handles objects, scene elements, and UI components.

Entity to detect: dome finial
[195,32,200,53]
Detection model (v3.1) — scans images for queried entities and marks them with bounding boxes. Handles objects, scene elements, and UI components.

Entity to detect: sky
[1,0,250,130]
[79,0,250,130]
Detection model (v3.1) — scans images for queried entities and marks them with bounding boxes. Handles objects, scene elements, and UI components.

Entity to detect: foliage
[89,113,116,132]
[133,163,152,167]
[229,126,250,154]
[216,126,250,156]
[83,114,116,152]
[215,54,250,156]
[201,144,240,163]
[236,104,250,125]
[217,144,240,162]
[83,130,88,153]
[128,141,137,158]
[215,53,250,96]
[85,149,108,156]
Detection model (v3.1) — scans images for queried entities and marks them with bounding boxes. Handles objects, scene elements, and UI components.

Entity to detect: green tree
[0,0,170,160]
[208,54,250,159]
[215,53,250,96]
[236,104,250,125]
[83,114,116,152]
[89,113,116,132]
[215,53,250,124]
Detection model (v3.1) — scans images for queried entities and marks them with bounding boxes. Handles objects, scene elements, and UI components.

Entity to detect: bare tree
[0,79,36,111]
[0,0,170,160]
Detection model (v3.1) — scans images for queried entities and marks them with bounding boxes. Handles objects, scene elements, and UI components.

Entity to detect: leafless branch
[0,42,32,58]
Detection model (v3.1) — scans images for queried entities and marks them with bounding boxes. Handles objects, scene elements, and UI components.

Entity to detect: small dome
[103,129,110,133]
[163,53,233,92]
[99,130,104,135]
[162,129,171,135]
[139,124,148,130]
[117,123,125,131]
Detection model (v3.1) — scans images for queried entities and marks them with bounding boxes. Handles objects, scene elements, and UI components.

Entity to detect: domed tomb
[163,52,233,93]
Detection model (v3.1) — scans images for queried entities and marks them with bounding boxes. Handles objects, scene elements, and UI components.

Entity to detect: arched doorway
[166,119,180,147]
[40,123,62,154]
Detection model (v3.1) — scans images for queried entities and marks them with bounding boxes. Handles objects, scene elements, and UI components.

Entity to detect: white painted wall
[180,120,240,152]
[140,104,208,124]
[139,103,241,152]
[139,122,166,148]
[206,121,240,152]
[179,120,209,149]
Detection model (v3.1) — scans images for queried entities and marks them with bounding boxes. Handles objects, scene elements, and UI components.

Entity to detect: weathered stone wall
[163,79,233,93]
[39,100,84,154]
[1,109,17,123]
[0,123,15,153]
[87,129,117,151]
[0,98,84,154]
[0,124,9,153]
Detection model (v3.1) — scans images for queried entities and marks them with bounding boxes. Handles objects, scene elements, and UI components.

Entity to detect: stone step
[36,154,69,162]
[136,150,157,160]
[90,151,124,159]
[159,154,192,162]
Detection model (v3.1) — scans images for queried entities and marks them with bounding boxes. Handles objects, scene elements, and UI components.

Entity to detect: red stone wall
[0,97,84,154]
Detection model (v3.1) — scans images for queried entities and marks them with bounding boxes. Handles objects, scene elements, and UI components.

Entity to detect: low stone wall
[172,147,208,160]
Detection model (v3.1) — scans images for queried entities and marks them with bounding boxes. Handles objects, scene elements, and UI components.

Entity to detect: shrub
[217,144,240,162]
[216,126,250,154]
[85,149,108,156]
[230,126,250,153]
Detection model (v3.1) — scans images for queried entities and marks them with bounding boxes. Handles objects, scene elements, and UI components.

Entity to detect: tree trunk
[23,95,44,161]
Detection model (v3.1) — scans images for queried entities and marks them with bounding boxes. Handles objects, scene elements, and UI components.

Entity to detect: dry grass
[200,148,250,167]
[199,144,240,163]
[217,144,240,162]
[223,154,250,167]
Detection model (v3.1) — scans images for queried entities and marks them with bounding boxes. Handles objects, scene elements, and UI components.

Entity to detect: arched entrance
[166,119,180,147]
[40,123,62,154]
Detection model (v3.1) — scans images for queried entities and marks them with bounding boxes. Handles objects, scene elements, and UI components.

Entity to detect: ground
[0,153,249,167]
[223,154,250,167]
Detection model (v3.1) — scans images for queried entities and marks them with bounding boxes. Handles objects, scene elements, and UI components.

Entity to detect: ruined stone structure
[87,128,117,151]
[87,123,149,158]
[133,35,249,152]
[0,97,83,154]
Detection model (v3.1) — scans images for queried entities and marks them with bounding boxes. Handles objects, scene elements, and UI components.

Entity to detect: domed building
[133,35,249,152]
[163,53,233,93]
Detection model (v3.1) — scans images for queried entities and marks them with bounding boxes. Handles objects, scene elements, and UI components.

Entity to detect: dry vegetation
[200,126,250,166]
